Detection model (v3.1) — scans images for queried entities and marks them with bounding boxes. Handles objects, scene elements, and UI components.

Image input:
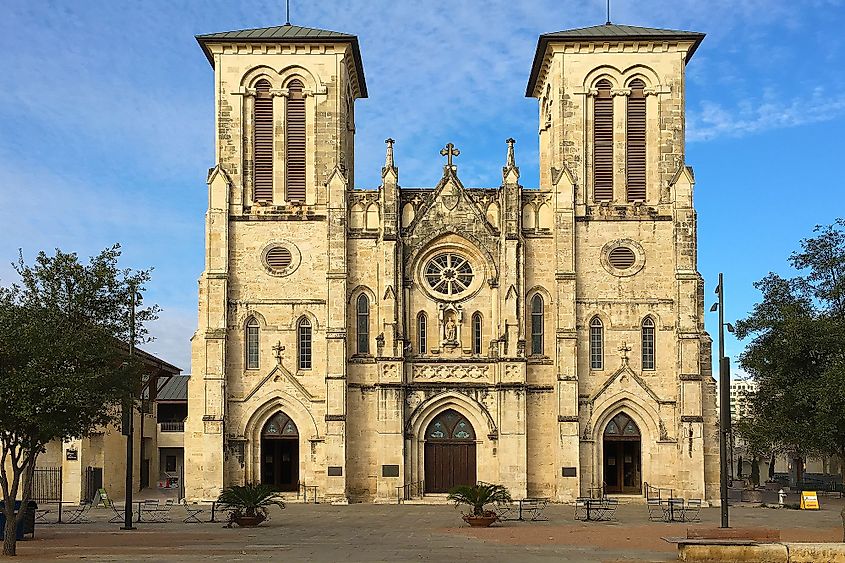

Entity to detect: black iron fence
[32,467,62,503]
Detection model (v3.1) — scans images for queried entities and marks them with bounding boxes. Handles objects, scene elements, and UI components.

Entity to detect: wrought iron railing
[297,482,318,504]
[588,481,607,499]
[159,421,185,432]
[396,480,425,504]
[32,467,62,503]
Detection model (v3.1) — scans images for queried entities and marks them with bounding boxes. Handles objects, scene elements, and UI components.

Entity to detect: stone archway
[424,409,476,493]
[602,412,642,494]
[260,411,299,491]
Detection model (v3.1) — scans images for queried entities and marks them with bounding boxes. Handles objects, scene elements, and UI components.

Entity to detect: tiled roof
[196,23,367,97]
[526,23,705,96]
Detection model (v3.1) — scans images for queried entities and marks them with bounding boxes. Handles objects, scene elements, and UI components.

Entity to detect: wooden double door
[425,442,477,493]
[603,440,641,494]
[261,438,299,492]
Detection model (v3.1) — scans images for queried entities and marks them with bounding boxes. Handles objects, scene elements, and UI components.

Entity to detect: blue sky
[1,0,843,374]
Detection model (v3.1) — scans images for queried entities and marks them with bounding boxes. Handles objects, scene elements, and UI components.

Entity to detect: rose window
[424,253,473,296]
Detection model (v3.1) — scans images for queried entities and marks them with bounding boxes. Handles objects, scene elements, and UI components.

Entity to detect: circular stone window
[601,240,645,277]
[261,242,301,277]
[424,252,474,296]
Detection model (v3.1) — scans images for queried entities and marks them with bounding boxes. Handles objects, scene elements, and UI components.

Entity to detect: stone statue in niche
[445,318,457,341]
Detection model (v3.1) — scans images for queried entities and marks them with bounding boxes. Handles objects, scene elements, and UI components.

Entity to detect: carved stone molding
[412,364,490,381]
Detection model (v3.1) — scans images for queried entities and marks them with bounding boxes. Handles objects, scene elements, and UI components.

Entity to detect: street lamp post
[121,284,137,531]
[710,273,733,528]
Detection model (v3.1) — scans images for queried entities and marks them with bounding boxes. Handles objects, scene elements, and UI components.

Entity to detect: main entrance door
[424,409,477,493]
[602,412,642,494]
[260,411,299,492]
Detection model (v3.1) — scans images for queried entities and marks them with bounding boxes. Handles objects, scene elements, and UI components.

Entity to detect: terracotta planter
[462,514,498,527]
[233,514,266,527]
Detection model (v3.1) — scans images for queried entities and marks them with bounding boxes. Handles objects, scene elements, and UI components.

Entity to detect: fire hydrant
[778,489,786,507]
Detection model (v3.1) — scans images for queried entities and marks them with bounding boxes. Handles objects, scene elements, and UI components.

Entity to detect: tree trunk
[2,499,16,557]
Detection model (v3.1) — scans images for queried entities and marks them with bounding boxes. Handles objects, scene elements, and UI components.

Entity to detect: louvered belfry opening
[253,79,274,202]
[627,78,647,202]
[285,79,307,203]
[593,79,614,202]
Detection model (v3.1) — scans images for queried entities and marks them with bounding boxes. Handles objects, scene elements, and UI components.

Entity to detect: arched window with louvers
[253,79,274,203]
[593,79,614,202]
[285,79,307,203]
[626,78,647,202]
[245,317,260,370]
[641,316,656,370]
[590,316,604,370]
[356,294,370,355]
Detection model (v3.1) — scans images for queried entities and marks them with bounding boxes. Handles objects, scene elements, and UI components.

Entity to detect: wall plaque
[327,466,343,476]
[382,465,400,477]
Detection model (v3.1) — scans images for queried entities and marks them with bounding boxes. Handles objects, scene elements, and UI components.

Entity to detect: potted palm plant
[217,483,285,528]
[447,483,511,527]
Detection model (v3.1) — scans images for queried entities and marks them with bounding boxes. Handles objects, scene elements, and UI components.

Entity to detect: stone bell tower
[185,24,367,501]
[525,24,718,500]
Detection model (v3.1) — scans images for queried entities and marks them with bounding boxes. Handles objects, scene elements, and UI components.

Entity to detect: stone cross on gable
[618,341,631,363]
[272,341,285,365]
[440,143,460,168]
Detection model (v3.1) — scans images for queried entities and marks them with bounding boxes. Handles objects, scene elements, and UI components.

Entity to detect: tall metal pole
[122,285,136,530]
[717,273,730,528]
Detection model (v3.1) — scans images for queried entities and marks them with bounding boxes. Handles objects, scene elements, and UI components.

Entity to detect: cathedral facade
[186,21,719,503]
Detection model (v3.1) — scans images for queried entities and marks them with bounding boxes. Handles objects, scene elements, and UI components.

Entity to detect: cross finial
[618,341,631,363]
[505,138,516,168]
[440,142,460,169]
[272,341,286,365]
[384,138,395,169]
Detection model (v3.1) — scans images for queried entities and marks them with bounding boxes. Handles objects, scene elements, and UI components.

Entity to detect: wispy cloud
[688,88,845,142]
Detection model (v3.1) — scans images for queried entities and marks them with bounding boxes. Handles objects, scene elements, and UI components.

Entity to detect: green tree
[0,245,158,556]
[735,219,845,487]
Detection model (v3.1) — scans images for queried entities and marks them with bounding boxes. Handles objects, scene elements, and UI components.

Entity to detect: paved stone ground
[15,498,845,562]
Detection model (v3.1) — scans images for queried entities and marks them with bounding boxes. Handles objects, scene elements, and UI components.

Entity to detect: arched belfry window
[641,316,655,370]
[246,317,260,369]
[356,294,370,355]
[417,312,427,354]
[530,294,544,356]
[298,317,312,370]
[253,79,274,202]
[593,79,614,202]
[627,78,647,201]
[590,316,604,370]
[286,79,306,203]
[472,312,482,355]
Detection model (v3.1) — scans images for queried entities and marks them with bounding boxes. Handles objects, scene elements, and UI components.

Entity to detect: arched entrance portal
[603,412,642,494]
[424,409,477,493]
[260,411,299,491]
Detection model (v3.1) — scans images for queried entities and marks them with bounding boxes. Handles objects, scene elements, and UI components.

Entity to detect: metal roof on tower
[196,23,367,97]
[526,23,705,96]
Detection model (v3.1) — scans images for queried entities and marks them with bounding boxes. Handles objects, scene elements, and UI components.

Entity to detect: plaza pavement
[15,497,844,562]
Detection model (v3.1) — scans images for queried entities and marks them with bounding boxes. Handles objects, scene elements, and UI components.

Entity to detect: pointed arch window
[530,294,544,356]
[472,312,482,355]
[298,317,312,370]
[417,312,427,355]
[593,79,614,202]
[590,316,604,370]
[246,317,260,370]
[286,79,307,202]
[356,294,370,355]
[627,78,647,201]
[642,316,655,370]
[253,79,274,202]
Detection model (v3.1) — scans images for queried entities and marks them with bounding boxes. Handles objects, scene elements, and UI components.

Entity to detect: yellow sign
[800,491,819,510]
